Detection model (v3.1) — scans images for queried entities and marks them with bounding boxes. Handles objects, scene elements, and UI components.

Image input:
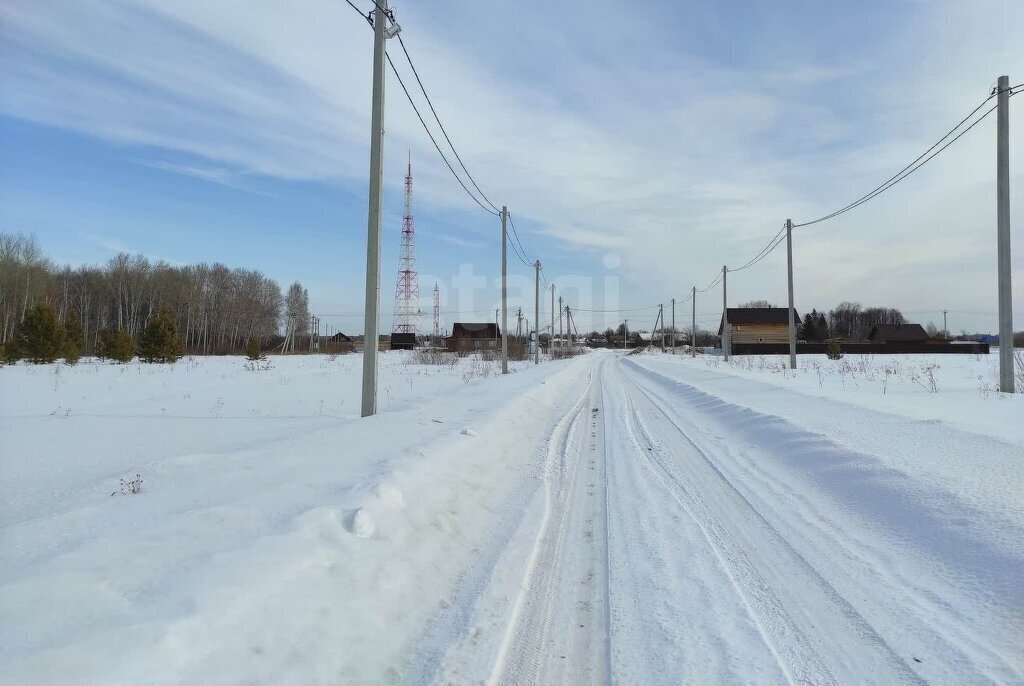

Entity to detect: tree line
[1,232,310,355]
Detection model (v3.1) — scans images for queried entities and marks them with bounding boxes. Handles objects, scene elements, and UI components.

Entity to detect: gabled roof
[868,323,929,342]
[718,307,798,335]
[450,322,499,338]
[328,332,352,342]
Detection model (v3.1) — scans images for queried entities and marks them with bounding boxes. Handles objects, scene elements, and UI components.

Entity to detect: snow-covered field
[2,350,1022,684]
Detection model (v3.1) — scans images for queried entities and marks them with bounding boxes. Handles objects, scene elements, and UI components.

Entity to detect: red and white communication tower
[433,283,440,339]
[392,152,420,334]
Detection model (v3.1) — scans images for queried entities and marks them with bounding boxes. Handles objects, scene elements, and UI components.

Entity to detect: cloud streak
[1,0,1022,332]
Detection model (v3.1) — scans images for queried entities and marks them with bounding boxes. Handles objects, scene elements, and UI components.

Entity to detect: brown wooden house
[325,332,353,352]
[868,324,930,344]
[718,307,799,344]
[445,322,500,352]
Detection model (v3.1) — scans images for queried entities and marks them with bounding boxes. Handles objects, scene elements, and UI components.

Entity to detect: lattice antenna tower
[432,283,440,339]
[392,151,420,334]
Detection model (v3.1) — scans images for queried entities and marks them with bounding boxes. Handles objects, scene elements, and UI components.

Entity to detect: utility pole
[558,295,563,349]
[722,266,729,361]
[360,0,390,417]
[659,304,665,352]
[550,283,555,356]
[501,206,509,374]
[942,309,948,340]
[691,286,696,358]
[623,319,628,352]
[671,298,676,354]
[786,218,797,370]
[996,75,1014,393]
[567,305,573,353]
[534,260,541,364]
[517,307,523,340]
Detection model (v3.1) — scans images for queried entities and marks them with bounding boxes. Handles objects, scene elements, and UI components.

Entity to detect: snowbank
[0,353,586,684]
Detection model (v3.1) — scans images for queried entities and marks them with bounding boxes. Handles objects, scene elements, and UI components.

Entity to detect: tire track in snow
[489,364,612,686]
[622,358,1023,683]
[613,360,922,686]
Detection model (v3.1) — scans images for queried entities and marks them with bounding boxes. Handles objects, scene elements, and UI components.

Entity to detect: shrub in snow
[410,347,457,366]
[14,304,66,364]
[1015,351,1024,391]
[112,474,144,496]
[138,307,184,363]
[245,337,265,361]
[909,363,939,394]
[826,339,843,360]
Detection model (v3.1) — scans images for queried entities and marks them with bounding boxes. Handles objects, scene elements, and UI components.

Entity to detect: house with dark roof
[718,307,799,344]
[326,331,353,352]
[390,332,416,350]
[867,323,930,344]
[444,322,500,352]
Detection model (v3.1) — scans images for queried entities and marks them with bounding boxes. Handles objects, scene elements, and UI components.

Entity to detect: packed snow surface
[1,350,1022,684]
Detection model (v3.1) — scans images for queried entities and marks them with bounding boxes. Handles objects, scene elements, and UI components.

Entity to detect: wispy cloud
[432,233,485,250]
[133,158,271,195]
[1,0,1021,331]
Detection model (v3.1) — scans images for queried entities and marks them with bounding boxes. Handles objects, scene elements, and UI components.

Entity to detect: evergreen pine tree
[245,337,264,361]
[64,311,85,363]
[816,312,829,341]
[138,308,184,363]
[1,340,20,364]
[16,304,66,363]
[109,329,134,363]
[798,312,815,341]
[826,338,843,360]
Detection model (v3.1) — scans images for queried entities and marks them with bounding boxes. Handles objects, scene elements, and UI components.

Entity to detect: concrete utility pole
[624,319,628,352]
[691,286,696,358]
[558,296,563,349]
[550,283,555,356]
[786,218,797,370]
[659,304,665,352]
[534,260,541,364]
[360,0,390,417]
[565,306,571,353]
[996,75,1014,393]
[671,298,676,353]
[943,309,948,340]
[722,266,729,361]
[501,206,509,374]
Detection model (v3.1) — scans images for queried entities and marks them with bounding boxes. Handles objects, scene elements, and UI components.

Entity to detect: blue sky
[1,0,1022,334]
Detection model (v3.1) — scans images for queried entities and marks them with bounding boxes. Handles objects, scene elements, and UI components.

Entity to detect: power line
[696,270,724,294]
[395,33,501,214]
[727,224,788,273]
[341,0,371,23]
[793,92,997,228]
[506,212,536,267]
[386,53,499,216]
[572,305,659,313]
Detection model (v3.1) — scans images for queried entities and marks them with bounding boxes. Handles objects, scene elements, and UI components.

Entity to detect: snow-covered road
[3,351,1021,684]
[484,352,1022,685]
